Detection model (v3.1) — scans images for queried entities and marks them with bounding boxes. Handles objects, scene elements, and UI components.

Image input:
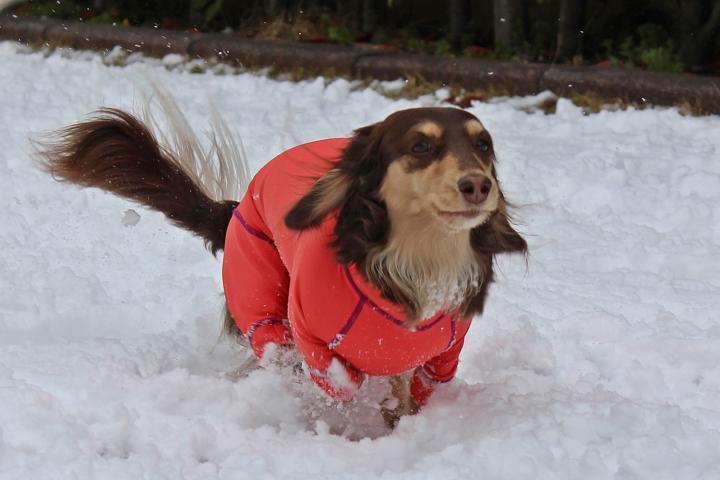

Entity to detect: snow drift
[1,42,720,479]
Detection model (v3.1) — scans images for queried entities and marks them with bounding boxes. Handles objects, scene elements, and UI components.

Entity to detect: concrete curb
[2,15,719,114]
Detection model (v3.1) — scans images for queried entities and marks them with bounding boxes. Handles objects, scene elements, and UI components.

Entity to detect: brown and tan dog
[286,108,527,324]
[39,106,527,427]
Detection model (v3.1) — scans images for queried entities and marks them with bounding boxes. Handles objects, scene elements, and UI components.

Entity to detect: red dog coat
[222,138,472,404]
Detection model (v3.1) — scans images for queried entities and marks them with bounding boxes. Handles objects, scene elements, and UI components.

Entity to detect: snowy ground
[1,42,720,479]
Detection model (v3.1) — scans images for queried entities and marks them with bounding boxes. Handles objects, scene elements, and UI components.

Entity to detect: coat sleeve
[222,193,294,359]
[409,334,466,406]
[287,226,365,401]
[292,325,364,401]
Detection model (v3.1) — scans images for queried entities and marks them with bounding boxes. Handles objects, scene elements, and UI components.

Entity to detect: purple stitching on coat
[233,209,275,246]
[246,318,287,343]
[443,316,458,352]
[414,314,447,331]
[328,297,367,350]
[343,266,446,330]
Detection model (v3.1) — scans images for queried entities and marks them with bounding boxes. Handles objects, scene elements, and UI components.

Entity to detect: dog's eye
[411,140,431,154]
[476,140,489,152]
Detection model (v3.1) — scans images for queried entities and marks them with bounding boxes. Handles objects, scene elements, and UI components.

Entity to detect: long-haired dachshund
[40,104,527,426]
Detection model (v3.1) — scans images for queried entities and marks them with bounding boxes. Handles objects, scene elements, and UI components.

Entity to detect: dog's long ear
[285,124,378,231]
[285,167,352,230]
[470,203,528,255]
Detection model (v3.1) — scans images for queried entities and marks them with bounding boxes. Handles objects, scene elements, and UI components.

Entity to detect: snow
[2,41,720,479]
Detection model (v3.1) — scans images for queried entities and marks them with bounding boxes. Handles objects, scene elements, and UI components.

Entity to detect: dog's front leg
[382,374,419,429]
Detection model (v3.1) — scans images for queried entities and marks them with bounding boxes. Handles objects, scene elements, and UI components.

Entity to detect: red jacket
[222,139,472,403]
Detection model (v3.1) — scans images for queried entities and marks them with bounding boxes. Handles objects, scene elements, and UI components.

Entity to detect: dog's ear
[285,124,379,231]
[340,124,376,162]
[470,206,527,255]
[285,167,353,230]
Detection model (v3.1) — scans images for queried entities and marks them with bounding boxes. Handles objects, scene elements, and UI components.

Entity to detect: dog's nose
[458,175,492,204]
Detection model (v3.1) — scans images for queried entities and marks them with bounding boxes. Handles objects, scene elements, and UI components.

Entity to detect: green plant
[480,42,517,61]
[638,46,683,73]
[27,0,86,19]
[616,23,683,73]
[433,38,452,56]
[327,25,354,45]
[406,36,428,53]
[192,0,224,24]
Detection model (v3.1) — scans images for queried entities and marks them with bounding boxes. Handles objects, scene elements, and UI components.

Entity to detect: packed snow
[1,41,720,479]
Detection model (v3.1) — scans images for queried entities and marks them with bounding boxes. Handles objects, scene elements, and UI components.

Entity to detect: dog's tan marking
[310,168,351,219]
[414,121,444,139]
[426,154,500,220]
[377,160,486,321]
[390,154,499,230]
[464,119,485,136]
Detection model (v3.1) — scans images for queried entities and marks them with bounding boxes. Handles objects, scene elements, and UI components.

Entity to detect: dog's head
[286,107,526,318]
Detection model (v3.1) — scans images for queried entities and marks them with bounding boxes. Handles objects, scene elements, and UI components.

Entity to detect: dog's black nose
[458,175,492,205]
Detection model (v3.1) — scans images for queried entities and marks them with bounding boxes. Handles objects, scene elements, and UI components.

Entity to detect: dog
[40,105,527,426]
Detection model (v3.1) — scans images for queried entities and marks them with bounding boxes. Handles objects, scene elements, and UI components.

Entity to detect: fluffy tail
[38,103,248,255]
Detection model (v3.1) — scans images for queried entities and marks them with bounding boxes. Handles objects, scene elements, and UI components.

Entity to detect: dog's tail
[37,98,249,255]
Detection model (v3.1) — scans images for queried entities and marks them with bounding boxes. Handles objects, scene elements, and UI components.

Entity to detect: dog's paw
[381,375,420,429]
[381,397,419,429]
[259,343,302,369]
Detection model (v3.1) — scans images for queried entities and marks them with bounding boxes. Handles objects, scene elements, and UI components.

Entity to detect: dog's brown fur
[39,108,237,255]
[39,106,526,424]
[41,106,526,328]
[286,108,527,325]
